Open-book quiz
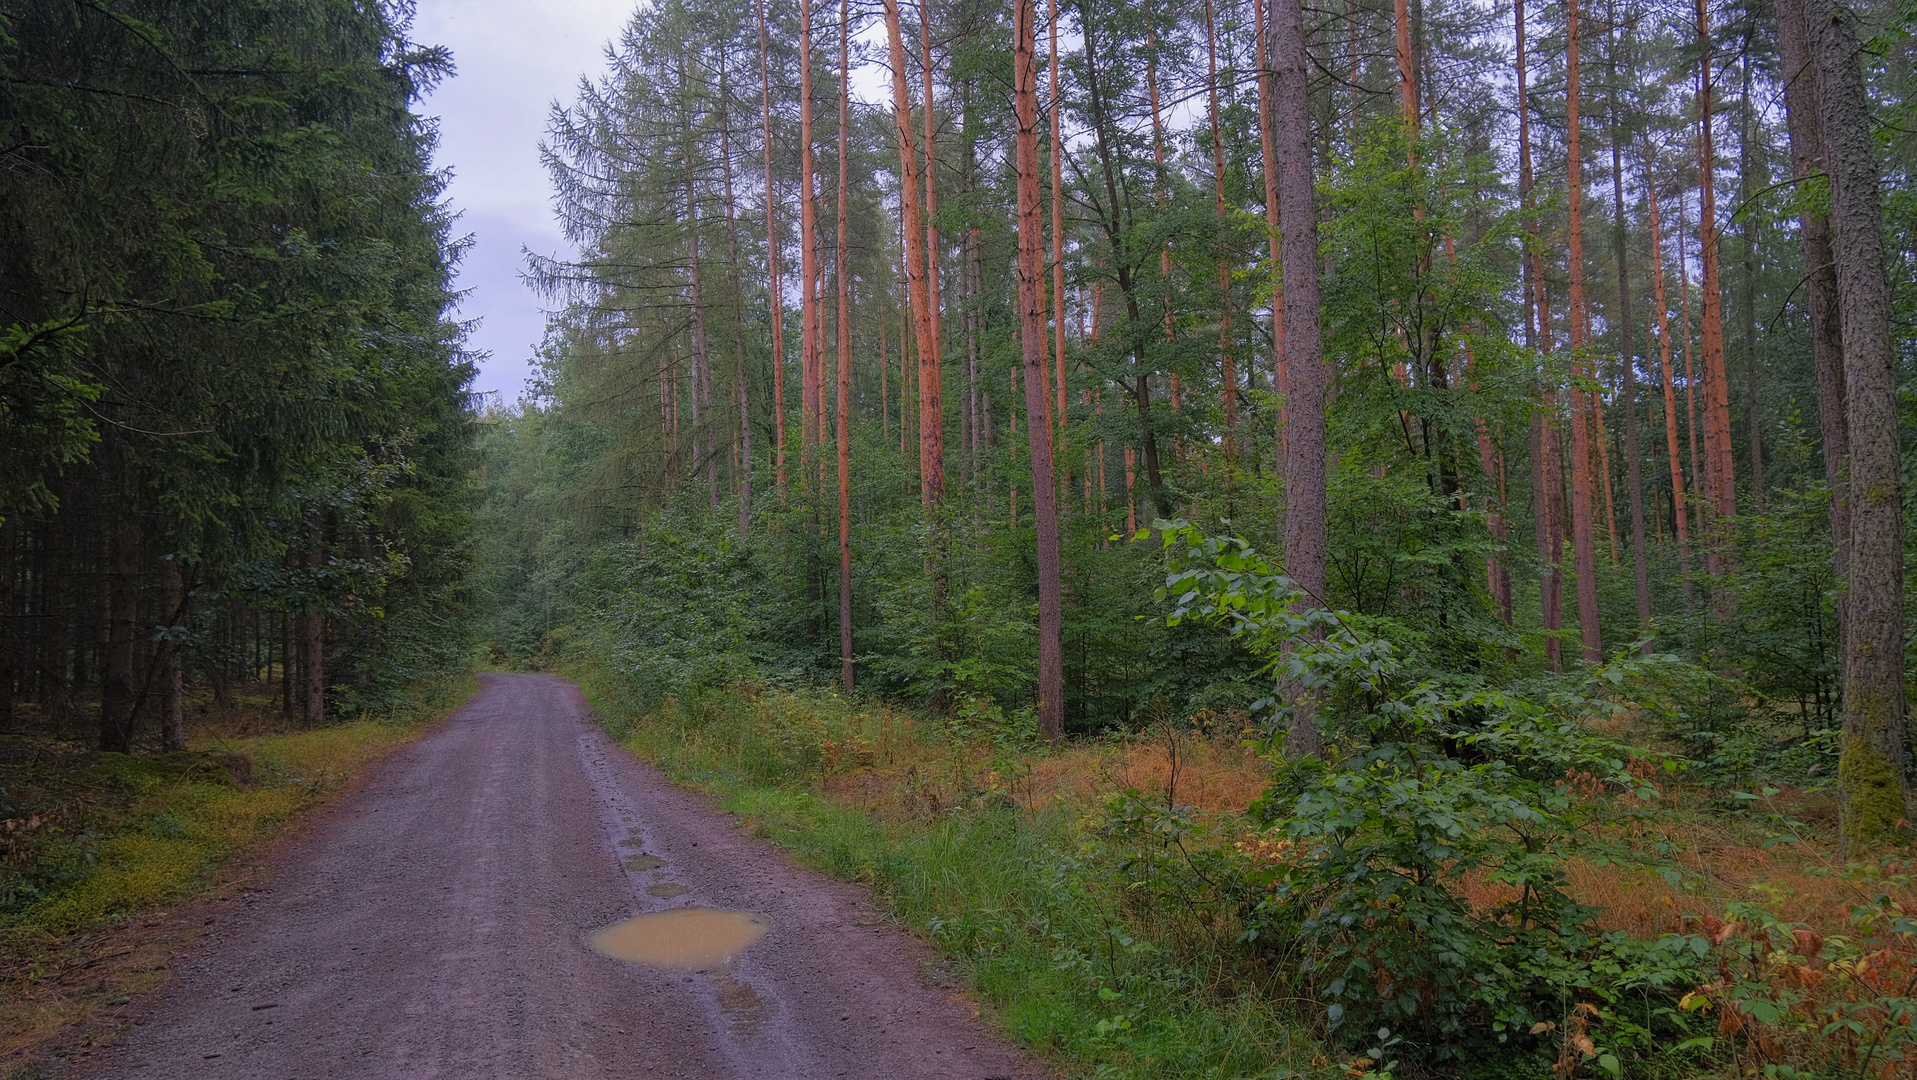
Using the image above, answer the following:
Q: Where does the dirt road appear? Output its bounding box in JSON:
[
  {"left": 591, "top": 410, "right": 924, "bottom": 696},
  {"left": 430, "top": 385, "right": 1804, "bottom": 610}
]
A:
[{"left": 79, "top": 674, "right": 1042, "bottom": 1079}]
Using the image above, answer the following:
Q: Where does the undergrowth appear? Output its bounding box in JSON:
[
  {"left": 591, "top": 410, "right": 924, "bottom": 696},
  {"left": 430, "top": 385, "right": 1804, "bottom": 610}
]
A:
[{"left": 575, "top": 665, "right": 1344, "bottom": 1080}]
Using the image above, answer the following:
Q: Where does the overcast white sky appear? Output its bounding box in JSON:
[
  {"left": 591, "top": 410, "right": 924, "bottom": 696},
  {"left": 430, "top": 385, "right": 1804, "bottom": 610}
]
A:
[{"left": 414, "top": 0, "right": 634, "bottom": 405}]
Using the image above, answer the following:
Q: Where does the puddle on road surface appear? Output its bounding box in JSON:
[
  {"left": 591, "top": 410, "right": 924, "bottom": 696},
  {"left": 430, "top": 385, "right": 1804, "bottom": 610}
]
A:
[
  {"left": 711, "top": 976, "right": 769, "bottom": 1033},
  {"left": 622, "top": 853, "right": 665, "bottom": 872},
  {"left": 590, "top": 909, "right": 771, "bottom": 972},
  {"left": 645, "top": 882, "right": 690, "bottom": 898}
]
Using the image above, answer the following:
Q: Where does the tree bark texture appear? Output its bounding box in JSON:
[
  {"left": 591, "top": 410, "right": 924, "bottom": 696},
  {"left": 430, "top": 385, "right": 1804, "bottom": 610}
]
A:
[
  {"left": 1810, "top": 0, "right": 1910, "bottom": 846},
  {"left": 1271, "top": 0, "right": 1327, "bottom": 757}
]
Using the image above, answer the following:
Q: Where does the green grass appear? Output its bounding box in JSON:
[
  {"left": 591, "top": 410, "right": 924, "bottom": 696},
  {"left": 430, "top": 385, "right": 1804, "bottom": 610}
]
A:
[
  {"left": 575, "top": 671, "right": 1332, "bottom": 1080},
  {"left": 1, "top": 675, "right": 476, "bottom": 1065}
]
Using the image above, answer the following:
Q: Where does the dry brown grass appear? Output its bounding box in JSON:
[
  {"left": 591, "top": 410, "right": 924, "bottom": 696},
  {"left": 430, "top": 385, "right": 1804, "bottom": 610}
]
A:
[{"left": 820, "top": 716, "right": 1271, "bottom": 824}]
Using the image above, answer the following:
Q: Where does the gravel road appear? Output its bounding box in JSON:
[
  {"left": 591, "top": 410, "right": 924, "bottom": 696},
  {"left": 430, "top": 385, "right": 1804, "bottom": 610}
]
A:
[{"left": 79, "top": 674, "right": 1043, "bottom": 1079}]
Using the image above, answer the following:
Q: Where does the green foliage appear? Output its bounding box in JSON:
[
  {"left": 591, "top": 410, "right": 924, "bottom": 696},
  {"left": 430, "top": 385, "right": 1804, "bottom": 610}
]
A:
[
  {"left": 0, "top": 0, "right": 476, "bottom": 730},
  {"left": 585, "top": 678, "right": 1328, "bottom": 1079},
  {"left": 1157, "top": 520, "right": 1720, "bottom": 1065}
]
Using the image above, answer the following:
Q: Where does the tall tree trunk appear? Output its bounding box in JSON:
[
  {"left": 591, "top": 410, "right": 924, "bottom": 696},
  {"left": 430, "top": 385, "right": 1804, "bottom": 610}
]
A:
[
  {"left": 100, "top": 522, "right": 138, "bottom": 753},
  {"left": 718, "top": 54, "right": 753, "bottom": 533},
  {"left": 1695, "top": 0, "right": 1736, "bottom": 572},
  {"left": 160, "top": 554, "right": 186, "bottom": 752},
  {"left": 1810, "top": 0, "right": 1910, "bottom": 846},
  {"left": 1012, "top": 0, "right": 1064, "bottom": 740},
  {"left": 1048, "top": 0, "right": 1069, "bottom": 477},
  {"left": 1148, "top": 35, "right": 1171, "bottom": 438},
  {"left": 302, "top": 541, "right": 324, "bottom": 729},
  {"left": 1645, "top": 158, "right": 1695, "bottom": 605},
  {"left": 1517, "top": 0, "right": 1562, "bottom": 667},
  {"left": 1394, "top": 0, "right": 1416, "bottom": 127},
  {"left": 837, "top": 0, "right": 855, "bottom": 694},
  {"left": 1677, "top": 205, "right": 1708, "bottom": 565},
  {"left": 756, "top": 0, "right": 788, "bottom": 494},
  {"left": 920, "top": 0, "right": 946, "bottom": 499},
  {"left": 1774, "top": 0, "right": 1847, "bottom": 640},
  {"left": 1206, "top": 0, "right": 1237, "bottom": 460},
  {"left": 1272, "top": 0, "right": 1327, "bottom": 758},
  {"left": 1737, "top": 51, "right": 1764, "bottom": 513},
  {"left": 1609, "top": 18, "right": 1649, "bottom": 645},
  {"left": 1563, "top": 0, "right": 1602, "bottom": 665},
  {"left": 800, "top": 0, "right": 822, "bottom": 496},
  {"left": 1254, "top": 0, "right": 1286, "bottom": 466},
  {"left": 884, "top": 0, "right": 941, "bottom": 508},
  {"left": 682, "top": 86, "right": 719, "bottom": 510}
]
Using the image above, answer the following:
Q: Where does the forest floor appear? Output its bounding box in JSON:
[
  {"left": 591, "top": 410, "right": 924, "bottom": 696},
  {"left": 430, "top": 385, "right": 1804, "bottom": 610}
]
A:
[{"left": 47, "top": 674, "right": 1045, "bottom": 1080}]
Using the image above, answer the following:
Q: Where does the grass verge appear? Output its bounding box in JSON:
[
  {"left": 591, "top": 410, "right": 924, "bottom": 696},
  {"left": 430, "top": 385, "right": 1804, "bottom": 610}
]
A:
[
  {"left": 572, "top": 668, "right": 1335, "bottom": 1080},
  {"left": 0, "top": 674, "right": 477, "bottom": 1072}
]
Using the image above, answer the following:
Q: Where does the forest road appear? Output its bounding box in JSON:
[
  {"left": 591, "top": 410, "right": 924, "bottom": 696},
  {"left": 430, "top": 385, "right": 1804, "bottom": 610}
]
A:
[{"left": 77, "top": 673, "right": 1045, "bottom": 1080}]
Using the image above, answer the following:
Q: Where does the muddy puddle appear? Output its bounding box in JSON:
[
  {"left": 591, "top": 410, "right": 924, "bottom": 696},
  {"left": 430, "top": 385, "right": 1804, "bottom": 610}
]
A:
[
  {"left": 590, "top": 909, "right": 772, "bottom": 972},
  {"left": 645, "top": 882, "right": 689, "bottom": 898},
  {"left": 622, "top": 853, "right": 665, "bottom": 871}
]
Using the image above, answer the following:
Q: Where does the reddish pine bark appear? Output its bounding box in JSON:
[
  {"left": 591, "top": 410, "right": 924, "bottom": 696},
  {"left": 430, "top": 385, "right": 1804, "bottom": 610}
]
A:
[
  {"left": 883, "top": 0, "right": 941, "bottom": 507},
  {"left": 920, "top": 0, "right": 945, "bottom": 490}
]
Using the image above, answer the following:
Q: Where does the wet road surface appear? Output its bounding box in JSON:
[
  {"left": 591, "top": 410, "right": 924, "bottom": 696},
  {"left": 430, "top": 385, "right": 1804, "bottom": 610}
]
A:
[{"left": 80, "top": 674, "right": 1041, "bottom": 1080}]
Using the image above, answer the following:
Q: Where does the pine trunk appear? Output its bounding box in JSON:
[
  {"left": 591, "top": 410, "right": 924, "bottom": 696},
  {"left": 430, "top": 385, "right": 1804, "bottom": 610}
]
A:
[
  {"left": 1012, "top": 0, "right": 1064, "bottom": 740},
  {"left": 1810, "top": 0, "right": 1910, "bottom": 846},
  {"left": 799, "top": 0, "right": 822, "bottom": 495},
  {"left": 1695, "top": 0, "right": 1736, "bottom": 569},
  {"left": 1645, "top": 158, "right": 1695, "bottom": 604},
  {"left": 161, "top": 554, "right": 186, "bottom": 752},
  {"left": 883, "top": 0, "right": 940, "bottom": 508},
  {"left": 100, "top": 523, "right": 138, "bottom": 753},
  {"left": 756, "top": 0, "right": 788, "bottom": 493},
  {"left": 302, "top": 541, "right": 324, "bottom": 728},
  {"left": 836, "top": 0, "right": 854, "bottom": 694}
]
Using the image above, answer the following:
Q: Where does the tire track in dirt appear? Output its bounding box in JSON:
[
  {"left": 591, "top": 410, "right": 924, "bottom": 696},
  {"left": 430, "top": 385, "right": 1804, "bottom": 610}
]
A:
[{"left": 74, "top": 673, "right": 1044, "bottom": 1079}]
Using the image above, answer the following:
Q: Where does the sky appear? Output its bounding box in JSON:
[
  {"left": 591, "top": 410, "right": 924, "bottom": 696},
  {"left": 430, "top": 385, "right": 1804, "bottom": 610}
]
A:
[{"left": 413, "top": 0, "right": 635, "bottom": 407}]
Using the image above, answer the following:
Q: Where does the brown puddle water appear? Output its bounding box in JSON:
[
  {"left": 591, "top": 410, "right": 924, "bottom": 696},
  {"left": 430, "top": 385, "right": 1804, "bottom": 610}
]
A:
[
  {"left": 645, "top": 882, "right": 689, "bottom": 898},
  {"left": 711, "top": 977, "right": 769, "bottom": 1033},
  {"left": 622, "top": 853, "right": 665, "bottom": 872},
  {"left": 590, "top": 909, "right": 771, "bottom": 972}
]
